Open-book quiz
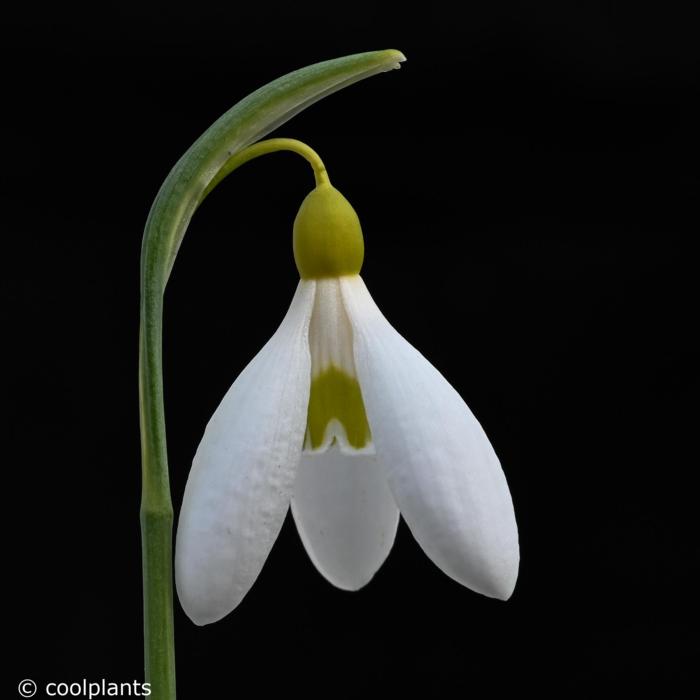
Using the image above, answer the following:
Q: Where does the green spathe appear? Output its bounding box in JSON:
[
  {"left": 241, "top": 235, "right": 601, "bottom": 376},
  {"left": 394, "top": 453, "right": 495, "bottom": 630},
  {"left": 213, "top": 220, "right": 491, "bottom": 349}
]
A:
[
  {"left": 139, "top": 49, "right": 405, "bottom": 698},
  {"left": 294, "top": 184, "right": 364, "bottom": 279},
  {"left": 307, "top": 366, "right": 371, "bottom": 449}
]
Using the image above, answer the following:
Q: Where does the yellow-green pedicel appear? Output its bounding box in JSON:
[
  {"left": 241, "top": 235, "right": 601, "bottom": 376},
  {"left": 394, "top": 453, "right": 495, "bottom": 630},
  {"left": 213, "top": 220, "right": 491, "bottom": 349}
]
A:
[{"left": 294, "top": 182, "right": 371, "bottom": 450}]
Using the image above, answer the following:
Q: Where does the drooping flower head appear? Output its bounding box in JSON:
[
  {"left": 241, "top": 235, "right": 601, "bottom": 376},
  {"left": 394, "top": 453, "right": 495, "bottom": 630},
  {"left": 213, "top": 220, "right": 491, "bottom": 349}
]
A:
[{"left": 175, "top": 152, "right": 519, "bottom": 625}]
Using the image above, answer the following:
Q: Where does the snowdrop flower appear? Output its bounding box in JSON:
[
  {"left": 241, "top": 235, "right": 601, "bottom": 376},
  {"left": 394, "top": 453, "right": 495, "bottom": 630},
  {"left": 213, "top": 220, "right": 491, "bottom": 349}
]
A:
[{"left": 175, "top": 175, "right": 519, "bottom": 625}]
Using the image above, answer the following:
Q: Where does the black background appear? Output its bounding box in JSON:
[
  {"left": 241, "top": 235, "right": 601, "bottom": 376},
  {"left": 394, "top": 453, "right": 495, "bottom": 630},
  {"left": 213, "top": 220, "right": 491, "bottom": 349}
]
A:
[{"left": 7, "top": 2, "right": 698, "bottom": 697}]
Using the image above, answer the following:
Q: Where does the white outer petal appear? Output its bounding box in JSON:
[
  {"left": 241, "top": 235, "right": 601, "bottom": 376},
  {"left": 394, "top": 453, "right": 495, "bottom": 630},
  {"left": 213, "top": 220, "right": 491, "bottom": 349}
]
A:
[
  {"left": 175, "top": 281, "right": 315, "bottom": 624},
  {"left": 341, "top": 276, "right": 519, "bottom": 600},
  {"left": 291, "top": 449, "right": 399, "bottom": 591}
]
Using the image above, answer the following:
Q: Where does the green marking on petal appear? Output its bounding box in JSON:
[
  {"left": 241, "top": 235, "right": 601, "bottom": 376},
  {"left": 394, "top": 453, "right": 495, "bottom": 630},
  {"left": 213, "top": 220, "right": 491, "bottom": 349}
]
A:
[{"left": 307, "top": 366, "right": 371, "bottom": 449}]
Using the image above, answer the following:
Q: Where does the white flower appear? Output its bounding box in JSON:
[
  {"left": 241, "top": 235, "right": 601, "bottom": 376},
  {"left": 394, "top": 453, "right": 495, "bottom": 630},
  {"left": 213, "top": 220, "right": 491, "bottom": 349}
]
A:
[{"left": 175, "top": 183, "right": 519, "bottom": 625}]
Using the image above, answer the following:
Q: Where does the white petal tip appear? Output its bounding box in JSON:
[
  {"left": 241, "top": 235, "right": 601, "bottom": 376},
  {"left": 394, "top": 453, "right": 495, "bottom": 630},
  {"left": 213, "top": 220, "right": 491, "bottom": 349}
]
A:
[
  {"left": 176, "top": 580, "right": 239, "bottom": 627},
  {"left": 187, "top": 610, "right": 222, "bottom": 627},
  {"left": 318, "top": 568, "right": 379, "bottom": 593},
  {"left": 460, "top": 573, "right": 518, "bottom": 602},
  {"left": 427, "top": 541, "right": 519, "bottom": 602},
  {"left": 488, "top": 576, "right": 518, "bottom": 602},
  {"left": 299, "top": 536, "right": 391, "bottom": 593},
  {"left": 465, "top": 553, "right": 519, "bottom": 602}
]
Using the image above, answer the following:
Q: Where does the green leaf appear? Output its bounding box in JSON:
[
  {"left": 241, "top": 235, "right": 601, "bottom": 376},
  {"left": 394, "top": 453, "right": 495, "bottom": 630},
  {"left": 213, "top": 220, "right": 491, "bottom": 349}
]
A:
[
  {"left": 138, "top": 49, "right": 405, "bottom": 700},
  {"left": 142, "top": 49, "right": 405, "bottom": 291}
]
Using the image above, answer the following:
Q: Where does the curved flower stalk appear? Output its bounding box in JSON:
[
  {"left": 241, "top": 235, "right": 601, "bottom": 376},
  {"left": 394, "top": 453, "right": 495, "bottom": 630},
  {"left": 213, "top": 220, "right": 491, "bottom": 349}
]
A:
[
  {"left": 139, "top": 50, "right": 405, "bottom": 699},
  {"left": 175, "top": 146, "right": 520, "bottom": 626}
]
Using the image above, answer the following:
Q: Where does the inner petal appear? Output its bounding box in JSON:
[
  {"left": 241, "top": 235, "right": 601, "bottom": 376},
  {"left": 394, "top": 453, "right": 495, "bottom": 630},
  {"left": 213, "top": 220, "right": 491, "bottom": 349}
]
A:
[
  {"left": 292, "top": 446, "right": 399, "bottom": 590},
  {"left": 305, "top": 278, "right": 373, "bottom": 453}
]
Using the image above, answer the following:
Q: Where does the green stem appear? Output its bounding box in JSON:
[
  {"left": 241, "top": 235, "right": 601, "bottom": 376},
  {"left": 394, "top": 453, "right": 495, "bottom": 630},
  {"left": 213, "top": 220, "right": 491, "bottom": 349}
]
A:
[
  {"left": 138, "top": 50, "right": 404, "bottom": 700},
  {"left": 139, "top": 292, "right": 174, "bottom": 699}
]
